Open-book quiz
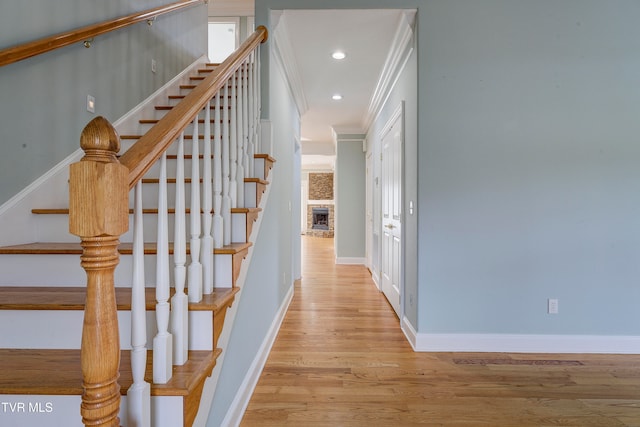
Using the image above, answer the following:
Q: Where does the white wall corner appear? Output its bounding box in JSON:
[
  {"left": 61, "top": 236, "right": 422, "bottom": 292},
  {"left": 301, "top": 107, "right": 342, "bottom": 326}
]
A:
[
  {"left": 401, "top": 316, "right": 418, "bottom": 350},
  {"left": 413, "top": 333, "right": 640, "bottom": 354},
  {"left": 220, "top": 284, "right": 295, "bottom": 427},
  {"left": 362, "top": 10, "right": 416, "bottom": 133},
  {"left": 272, "top": 15, "right": 309, "bottom": 117}
]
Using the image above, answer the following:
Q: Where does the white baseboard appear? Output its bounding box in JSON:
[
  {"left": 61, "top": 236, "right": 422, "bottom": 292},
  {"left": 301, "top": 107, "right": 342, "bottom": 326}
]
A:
[
  {"left": 401, "top": 316, "right": 418, "bottom": 350},
  {"left": 221, "top": 284, "right": 294, "bottom": 427},
  {"left": 335, "top": 257, "right": 366, "bottom": 265},
  {"left": 410, "top": 331, "right": 640, "bottom": 354}
]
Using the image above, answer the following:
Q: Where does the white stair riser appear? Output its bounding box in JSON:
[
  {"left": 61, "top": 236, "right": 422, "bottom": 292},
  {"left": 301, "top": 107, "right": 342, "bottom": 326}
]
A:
[
  {"left": 34, "top": 213, "right": 213, "bottom": 243},
  {"left": 231, "top": 212, "right": 247, "bottom": 243},
  {"left": 0, "top": 253, "right": 234, "bottom": 287},
  {"left": 130, "top": 181, "right": 256, "bottom": 211},
  {"left": 0, "top": 310, "right": 213, "bottom": 351},
  {"left": 244, "top": 182, "right": 258, "bottom": 208},
  {"left": 0, "top": 394, "right": 183, "bottom": 427},
  {"left": 253, "top": 158, "right": 266, "bottom": 180}
]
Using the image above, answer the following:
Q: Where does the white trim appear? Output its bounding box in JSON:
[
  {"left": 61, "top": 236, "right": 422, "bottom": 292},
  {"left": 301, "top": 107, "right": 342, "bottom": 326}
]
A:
[
  {"left": 401, "top": 316, "right": 418, "bottom": 350},
  {"left": 220, "top": 285, "right": 294, "bottom": 427},
  {"left": 116, "top": 55, "right": 208, "bottom": 136},
  {"left": 412, "top": 333, "right": 640, "bottom": 354},
  {"left": 335, "top": 257, "right": 366, "bottom": 265},
  {"left": 363, "top": 10, "right": 416, "bottom": 133},
  {"left": 0, "top": 149, "right": 81, "bottom": 218},
  {"left": 271, "top": 14, "right": 309, "bottom": 116},
  {"left": 0, "top": 56, "right": 208, "bottom": 246}
]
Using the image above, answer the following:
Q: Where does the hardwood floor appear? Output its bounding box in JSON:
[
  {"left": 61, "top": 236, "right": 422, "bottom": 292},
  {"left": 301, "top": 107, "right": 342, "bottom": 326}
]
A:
[{"left": 241, "top": 236, "right": 640, "bottom": 426}]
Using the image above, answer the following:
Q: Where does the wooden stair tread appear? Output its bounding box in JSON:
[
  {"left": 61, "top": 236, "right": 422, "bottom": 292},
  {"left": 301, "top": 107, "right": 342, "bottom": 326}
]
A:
[
  {"left": 0, "top": 348, "right": 222, "bottom": 397},
  {"left": 122, "top": 134, "right": 216, "bottom": 140},
  {"left": 244, "top": 177, "right": 269, "bottom": 185},
  {"left": 153, "top": 105, "right": 227, "bottom": 111},
  {"left": 254, "top": 153, "right": 277, "bottom": 162},
  {"left": 0, "top": 241, "right": 252, "bottom": 255},
  {"left": 139, "top": 119, "right": 217, "bottom": 124},
  {"left": 141, "top": 177, "right": 265, "bottom": 184},
  {"left": 0, "top": 286, "right": 239, "bottom": 312},
  {"left": 32, "top": 207, "right": 261, "bottom": 215}
]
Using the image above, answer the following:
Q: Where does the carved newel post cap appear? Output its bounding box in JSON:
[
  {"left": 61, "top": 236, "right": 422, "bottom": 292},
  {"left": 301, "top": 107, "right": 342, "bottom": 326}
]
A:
[{"left": 80, "top": 116, "right": 121, "bottom": 162}]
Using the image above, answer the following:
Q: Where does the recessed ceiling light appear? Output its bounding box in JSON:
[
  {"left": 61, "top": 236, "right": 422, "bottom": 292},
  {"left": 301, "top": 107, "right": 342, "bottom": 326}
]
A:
[
  {"left": 332, "top": 94, "right": 343, "bottom": 101},
  {"left": 331, "top": 51, "right": 346, "bottom": 60}
]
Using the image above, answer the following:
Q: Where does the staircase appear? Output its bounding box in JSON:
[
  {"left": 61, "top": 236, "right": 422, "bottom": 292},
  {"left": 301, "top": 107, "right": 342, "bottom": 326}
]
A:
[{"left": 0, "top": 28, "right": 271, "bottom": 427}]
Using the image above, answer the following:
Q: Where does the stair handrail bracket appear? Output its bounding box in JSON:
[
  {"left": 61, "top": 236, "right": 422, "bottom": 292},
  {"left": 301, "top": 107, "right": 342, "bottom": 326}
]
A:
[
  {"left": 119, "top": 25, "right": 268, "bottom": 188},
  {"left": 69, "top": 116, "right": 129, "bottom": 427},
  {"left": 0, "top": 0, "right": 206, "bottom": 67}
]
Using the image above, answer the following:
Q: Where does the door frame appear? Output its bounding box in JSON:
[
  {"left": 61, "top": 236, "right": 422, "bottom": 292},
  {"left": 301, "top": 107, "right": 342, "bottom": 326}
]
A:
[{"left": 378, "top": 101, "right": 405, "bottom": 319}]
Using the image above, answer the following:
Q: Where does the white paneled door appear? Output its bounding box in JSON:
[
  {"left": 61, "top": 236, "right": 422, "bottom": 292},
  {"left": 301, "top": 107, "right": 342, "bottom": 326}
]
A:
[{"left": 380, "top": 105, "right": 403, "bottom": 318}]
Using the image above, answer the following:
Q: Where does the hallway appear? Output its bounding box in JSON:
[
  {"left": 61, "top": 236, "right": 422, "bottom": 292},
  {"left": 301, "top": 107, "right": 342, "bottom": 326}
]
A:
[{"left": 240, "top": 236, "right": 640, "bottom": 426}]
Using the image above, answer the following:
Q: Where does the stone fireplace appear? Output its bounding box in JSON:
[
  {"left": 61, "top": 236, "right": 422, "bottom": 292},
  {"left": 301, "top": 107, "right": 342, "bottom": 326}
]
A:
[
  {"left": 305, "top": 172, "right": 334, "bottom": 238},
  {"left": 306, "top": 204, "right": 334, "bottom": 237},
  {"left": 311, "top": 207, "right": 329, "bottom": 230}
]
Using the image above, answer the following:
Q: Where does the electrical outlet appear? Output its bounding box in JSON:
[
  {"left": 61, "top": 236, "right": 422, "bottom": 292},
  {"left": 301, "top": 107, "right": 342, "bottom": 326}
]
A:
[
  {"left": 548, "top": 298, "right": 559, "bottom": 314},
  {"left": 151, "top": 59, "right": 157, "bottom": 73},
  {"left": 86, "top": 95, "right": 95, "bottom": 113}
]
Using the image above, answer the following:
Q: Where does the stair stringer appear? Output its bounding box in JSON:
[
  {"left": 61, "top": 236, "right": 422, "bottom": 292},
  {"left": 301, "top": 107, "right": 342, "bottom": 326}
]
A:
[
  {"left": 0, "top": 55, "right": 209, "bottom": 247},
  {"left": 191, "top": 161, "right": 274, "bottom": 427}
]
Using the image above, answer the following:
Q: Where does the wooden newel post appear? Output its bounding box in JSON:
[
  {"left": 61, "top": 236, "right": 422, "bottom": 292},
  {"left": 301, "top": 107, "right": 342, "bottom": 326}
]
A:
[{"left": 69, "top": 116, "right": 129, "bottom": 427}]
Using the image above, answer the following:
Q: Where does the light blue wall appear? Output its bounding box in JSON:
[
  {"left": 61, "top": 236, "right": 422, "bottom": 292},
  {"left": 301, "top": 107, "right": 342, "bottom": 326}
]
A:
[
  {"left": 419, "top": 0, "right": 640, "bottom": 335},
  {"left": 335, "top": 138, "right": 366, "bottom": 259},
  {"left": 257, "top": 0, "right": 640, "bottom": 338},
  {"left": 206, "top": 40, "right": 300, "bottom": 426},
  {"left": 0, "top": 0, "right": 207, "bottom": 204}
]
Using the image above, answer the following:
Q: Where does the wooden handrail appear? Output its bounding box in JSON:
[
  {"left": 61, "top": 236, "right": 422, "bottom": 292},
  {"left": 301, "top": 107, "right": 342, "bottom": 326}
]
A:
[
  {"left": 119, "top": 25, "right": 268, "bottom": 189},
  {"left": 0, "top": 0, "right": 205, "bottom": 67}
]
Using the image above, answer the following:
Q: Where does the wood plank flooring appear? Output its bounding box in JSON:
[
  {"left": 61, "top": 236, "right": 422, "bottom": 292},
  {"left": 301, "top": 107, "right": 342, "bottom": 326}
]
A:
[{"left": 241, "top": 236, "right": 640, "bottom": 426}]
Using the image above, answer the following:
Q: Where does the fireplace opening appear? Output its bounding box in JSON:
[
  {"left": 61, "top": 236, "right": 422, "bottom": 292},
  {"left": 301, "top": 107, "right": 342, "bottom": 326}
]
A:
[{"left": 311, "top": 207, "right": 329, "bottom": 230}]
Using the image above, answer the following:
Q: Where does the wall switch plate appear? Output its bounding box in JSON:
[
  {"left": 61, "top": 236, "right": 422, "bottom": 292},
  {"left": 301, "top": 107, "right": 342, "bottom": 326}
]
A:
[
  {"left": 151, "top": 59, "right": 157, "bottom": 73},
  {"left": 548, "top": 298, "right": 559, "bottom": 314},
  {"left": 86, "top": 95, "right": 95, "bottom": 113}
]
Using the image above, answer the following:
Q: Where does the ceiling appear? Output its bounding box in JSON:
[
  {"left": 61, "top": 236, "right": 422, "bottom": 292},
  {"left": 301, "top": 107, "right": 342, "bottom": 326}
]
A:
[
  {"left": 275, "top": 10, "right": 406, "bottom": 170},
  {"left": 209, "top": 4, "right": 406, "bottom": 170}
]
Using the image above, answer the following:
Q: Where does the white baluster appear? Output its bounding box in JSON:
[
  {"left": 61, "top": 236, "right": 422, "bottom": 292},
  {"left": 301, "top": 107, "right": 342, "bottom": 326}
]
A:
[
  {"left": 171, "top": 134, "right": 188, "bottom": 365},
  {"left": 229, "top": 71, "right": 238, "bottom": 210},
  {"left": 247, "top": 54, "right": 256, "bottom": 178},
  {"left": 236, "top": 66, "right": 246, "bottom": 208},
  {"left": 153, "top": 152, "right": 173, "bottom": 384},
  {"left": 222, "top": 82, "right": 232, "bottom": 246},
  {"left": 214, "top": 90, "right": 225, "bottom": 250},
  {"left": 189, "top": 115, "right": 203, "bottom": 303},
  {"left": 242, "top": 60, "right": 250, "bottom": 178},
  {"left": 256, "top": 45, "right": 263, "bottom": 154},
  {"left": 127, "top": 181, "right": 150, "bottom": 427},
  {"left": 201, "top": 102, "right": 214, "bottom": 295}
]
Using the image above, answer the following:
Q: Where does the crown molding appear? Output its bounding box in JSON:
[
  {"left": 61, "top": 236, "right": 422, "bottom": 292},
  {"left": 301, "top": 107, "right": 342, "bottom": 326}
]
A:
[
  {"left": 272, "top": 15, "right": 309, "bottom": 116},
  {"left": 363, "top": 10, "right": 416, "bottom": 133}
]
